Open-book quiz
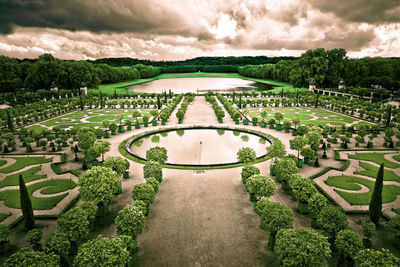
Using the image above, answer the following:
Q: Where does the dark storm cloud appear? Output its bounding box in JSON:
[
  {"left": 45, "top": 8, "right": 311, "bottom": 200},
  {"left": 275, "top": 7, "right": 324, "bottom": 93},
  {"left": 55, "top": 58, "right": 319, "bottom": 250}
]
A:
[
  {"left": 251, "top": 27, "right": 376, "bottom": 51},
  {"left": 308, "top": 0, "right": 400, "bottom": 24},
  {"left": 0, "top": 0, "right": 207, "bottom": 37}
]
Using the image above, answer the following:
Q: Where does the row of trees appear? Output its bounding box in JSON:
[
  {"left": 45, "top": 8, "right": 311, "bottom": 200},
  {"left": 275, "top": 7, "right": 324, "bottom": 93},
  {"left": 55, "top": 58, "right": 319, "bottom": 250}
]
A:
[
  {"left": 90, "top": 56, "right": 297, "bottom": 67},
  {"left": 239, "top": 48, "right": 400, "bottom": 91},
  {"left": 0, "top": 54, "right": 161, "bottom": 93},
  {"left": 239, "top": 143, "right": 400, "bottom": 266}
]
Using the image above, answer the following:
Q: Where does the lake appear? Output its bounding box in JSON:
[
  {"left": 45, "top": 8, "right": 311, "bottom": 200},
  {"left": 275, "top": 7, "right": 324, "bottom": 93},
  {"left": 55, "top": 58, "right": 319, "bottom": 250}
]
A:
[
  {"left": 126, "top": 77, "right": 277, "bottom": 93},
  {"left": 128, "top": 128, "right": 270, "bottom": 165}
]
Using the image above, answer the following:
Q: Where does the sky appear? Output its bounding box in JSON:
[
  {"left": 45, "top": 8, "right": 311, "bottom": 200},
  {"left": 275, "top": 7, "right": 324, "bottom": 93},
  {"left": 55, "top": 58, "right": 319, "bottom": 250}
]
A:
[{"left": 0, "top": 0, "right": 399, "bottom": 60}]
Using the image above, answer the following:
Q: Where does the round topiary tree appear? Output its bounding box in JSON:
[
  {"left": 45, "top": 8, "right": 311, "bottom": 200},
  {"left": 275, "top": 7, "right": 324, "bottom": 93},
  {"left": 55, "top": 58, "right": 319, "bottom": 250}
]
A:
[
  {"left": 360, "top": 220, "right": 376, "bottom": 248},
  {"left": 3, "top": 248, "right": 59, "bottom": 267},
  {"left": 290, "top": 178, "right": 317, "bottom": 214},
  {"left": 115, "top": 204, "right": 146, "bottom": 239},
  {"left": 241, "top": 165, "right": 260, "bottom": 185},
  {"left": 146, "top": 177, "right": 159, "bottom": 193},
  {"left": 78, "top": 166, "right": 120, "bottom": 215},
  {"left": 132, "top": 200, "right": 148, "bottom": 216},
  {"left": 237, "top": 147, "right": 257, "bottom": 164},
  {"left": 57, "top": 207, "right": 90, "bottom": 246},
  {"left": 132, "top": 183, "right": 156, "bottom": 207},
  {"left": 356, "top": 248, "right": 400, "bottom": 267},
  {"left": 80, "top": 201, "right": 98, "bottom": 224},
  {"left": 255, "top": 198, "right": 271, "bottom": 216},
  {"left": 44, "top": 232, "right": 70, "bottom": 265},
  {"left": 309, "top": 193, "right": 328, "bottom": 228},
  {"left": 335, "top": 229, "right": 363, "bottom": 266},
  {"left": 74, "top": 236, "right": 130, "bottom": 267},
  {"left": 275, "top": 228, "right": 331, "bottom": 267},
  {"left": 103, "top": 156, "right": 130, "bottom": 177},
  {"left": 274, "top": 158, "right": 298, "bottom": 188},
  {"left": 246, "top": 175, "right": 276, "bottom": 202},
  {"left": 27, "top": 229, "right": 43, "bottom": 251},
  {"left": 317, "top": 206, "right": 348, "bottom": 242},
  {"left": 143, "top": 161, "right": 163, "bottom": 182},
  {"left": 259, "top": 201, "right": 293, "bottom": 250},
  {"left": 146, "top": 146, "right": 168, "bottom": 164}
]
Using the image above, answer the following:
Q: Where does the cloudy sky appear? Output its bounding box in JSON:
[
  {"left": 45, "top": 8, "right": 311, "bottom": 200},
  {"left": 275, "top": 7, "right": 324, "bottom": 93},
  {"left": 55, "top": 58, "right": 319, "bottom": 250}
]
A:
[{"left": 0, "top": 0, "right": 399, "bottom": 60}]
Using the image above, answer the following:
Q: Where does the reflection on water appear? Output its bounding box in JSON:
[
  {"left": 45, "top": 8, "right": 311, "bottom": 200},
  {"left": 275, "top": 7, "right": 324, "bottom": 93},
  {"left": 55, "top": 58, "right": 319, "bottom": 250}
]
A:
[
  {"left": 126, "top": 77, "right": 278, "bottom": 93},
  {"left": 129, "top": 129, "right": 270, "bottom": 165}
]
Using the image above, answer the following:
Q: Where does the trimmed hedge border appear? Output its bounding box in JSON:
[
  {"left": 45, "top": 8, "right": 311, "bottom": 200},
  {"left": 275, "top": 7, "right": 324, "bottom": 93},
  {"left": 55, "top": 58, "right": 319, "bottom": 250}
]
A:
[{"left": 120, "top": 125, "right": 280, "bottom": 170}]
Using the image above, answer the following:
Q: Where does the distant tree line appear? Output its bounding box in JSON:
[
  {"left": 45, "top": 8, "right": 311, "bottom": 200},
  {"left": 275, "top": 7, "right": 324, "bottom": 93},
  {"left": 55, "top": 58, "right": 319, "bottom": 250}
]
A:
[
  {"left": 1, "top": 50, "right": 399, "bottom": 94},
  {"left": 89, "top": 56, "right": 297, "bottom": 67},
  {"left": 0, "top": 54, "right": 160, "bottom": 93},
  {"left": 239, "top": 48, "right": 400, "bottom": 92}
]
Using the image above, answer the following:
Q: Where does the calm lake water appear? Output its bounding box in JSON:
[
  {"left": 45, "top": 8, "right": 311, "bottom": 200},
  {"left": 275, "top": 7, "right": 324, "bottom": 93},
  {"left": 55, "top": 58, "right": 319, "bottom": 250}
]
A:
[
  {"left": 126, "top": 77, "right": 277, "bottom": 93},
  {"left": 129, "top": 129, "right": 270, "bottom": 165}
]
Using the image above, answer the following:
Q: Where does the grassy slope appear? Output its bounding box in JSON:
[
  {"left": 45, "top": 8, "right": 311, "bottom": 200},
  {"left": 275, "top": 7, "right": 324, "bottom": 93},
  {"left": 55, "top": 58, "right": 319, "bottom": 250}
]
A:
[{"left": 93, "top": 72, "right": 301, "bottom": 95}]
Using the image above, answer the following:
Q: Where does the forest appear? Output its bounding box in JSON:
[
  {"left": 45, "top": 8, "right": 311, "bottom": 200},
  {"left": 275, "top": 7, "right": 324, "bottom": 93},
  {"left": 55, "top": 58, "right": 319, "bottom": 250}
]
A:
[{"left": 0, "top": 49, "right": 399, "bottom": 94}]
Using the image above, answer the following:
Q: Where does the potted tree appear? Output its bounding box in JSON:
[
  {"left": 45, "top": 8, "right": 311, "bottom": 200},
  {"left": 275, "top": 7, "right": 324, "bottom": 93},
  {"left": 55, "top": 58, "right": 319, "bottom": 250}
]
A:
[
  {"left": 246, "top": 175, "right": 276, "bottom": 202},
  {"left": 132, "top": 110, "right": 141, "bottom": 129},
  {"left": 252, "top": 116, "right": 258, "bottom": 126},
  {"left": 291, "top": 178, "right": 317, "bottom": 214},
  {"left": 283, "top": 120, "right": 291, "bottom": 133},
  {"left": 268, "top": 118, "right": 276, "bottom": 129},
  {"left": 109, "top": 123, "right": 117, "bottom": 135},
  {"left": 125, "top": 119, "right": 133, "bottom": 131},
  {"left": 292, "top": 117, "right": 300, "bottom": 136},
  {"left": 274, "top": 112, "right": 283, "bottom": 130},
  {"left": 143, "top": 115, "right": 149, "bottom": 127},
  {"left": 116, "top": 114, "right": 124, "bottom": 133},
  {"left": 102, "top": 120, "right": 110, "bottom": 138}
]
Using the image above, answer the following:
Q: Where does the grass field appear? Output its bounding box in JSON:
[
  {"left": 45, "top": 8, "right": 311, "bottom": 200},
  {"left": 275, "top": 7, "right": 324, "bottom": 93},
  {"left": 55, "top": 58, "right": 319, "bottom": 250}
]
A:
[
  {"left": 92, "top": 72, "right": 300, "bottom": 95},
  {"left": 348, "top": 153, "right": 400, "bottom": 169},
  {"left": 0, "top": 166, "right": 46, "bottom": 188},
  {"left": 325, "top": 175, "right": 400, "bottom": 205},
  {"left": 354, "top": 162, "right": 400, "bottom": 182},
  {"left": 0, "top": 157, "right": 52, "bottom": 174},
  {"left": 0, "top": 179, "right": 77, "bottom": 210},
  {"left": 245, "top": 107, "right": 368, "bottom": 127},
  {"left": 41, "top": 109, "right": 154, "bottom": 129}
]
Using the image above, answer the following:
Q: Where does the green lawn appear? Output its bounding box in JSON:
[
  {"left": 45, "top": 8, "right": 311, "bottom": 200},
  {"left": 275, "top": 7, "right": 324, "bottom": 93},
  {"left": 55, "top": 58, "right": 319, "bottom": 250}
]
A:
[
  {"left": 0, "top": 179, "right": 76, "bottom": 210},
  {"left": 348, "top": 153, "right": 400, "bottom": 169},
  {"left": 0, "top": 166, "right": 46, "bottom": 188},
  {"left": 27, "top": 125, "right": 48, "bottom": 134},
  {"left": 0, "top": 160, "right": 6, "bottom": 167},
  {"left": 42, "top": 109, "right": 154, "bottom": 129},
  {"left": 0, "top": 157, "right": 52, "bottom": 174},
  {"left": 92, "top": 72, "right": 297, "bottom": 95},
  {"left": 246, "top": 107, "right": 360, "bottom": 127},
  {"left": 393, "top": 155, "right": 400, "bottom": 162},
  {"left": 354, "top": 162, "right": 400, "bottom": 182},
  {"left": 325, "top": 176, "right": 400, "bottom": 205}
]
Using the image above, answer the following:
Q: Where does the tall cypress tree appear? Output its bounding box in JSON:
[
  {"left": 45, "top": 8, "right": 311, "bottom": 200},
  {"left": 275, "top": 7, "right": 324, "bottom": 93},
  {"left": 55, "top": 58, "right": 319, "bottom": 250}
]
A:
[
  {"left": 386, "top": 105, "right": 392, "bottom": 126},
  {"left": 6, "top": 109, "right": 13, "bottom": 132},
  {"left": 157, "top": 95, "right": 161, "bottom": 109},
  {"left": 369, "top": 163, "right": 384, "bottom": 224},
  {"left": 19, "top": 174, "right": 35, "bottom": 230}
]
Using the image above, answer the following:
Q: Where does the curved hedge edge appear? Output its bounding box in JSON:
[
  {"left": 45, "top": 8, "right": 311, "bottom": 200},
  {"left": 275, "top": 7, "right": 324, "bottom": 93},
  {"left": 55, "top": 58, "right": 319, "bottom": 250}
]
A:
[{"left": 118, "top": 125, "right": 281, "bottom": 170}]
